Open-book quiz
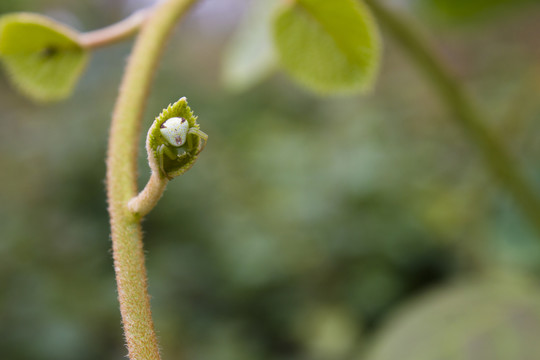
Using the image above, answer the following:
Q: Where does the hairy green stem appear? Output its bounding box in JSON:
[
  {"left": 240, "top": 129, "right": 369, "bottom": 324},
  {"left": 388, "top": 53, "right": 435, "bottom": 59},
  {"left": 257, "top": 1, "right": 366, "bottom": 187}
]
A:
[
  {"left": 106, "top": 0, "right": 197, "bottom": 359},
  {"left": 128, "top": 172, "right": 169, "bottom": 217},
  {"left": 365, "top": 0, "right": 540, "bottom": 237},
  {"left": 79, "top": 7, "right": 151, "bottom": 49}
]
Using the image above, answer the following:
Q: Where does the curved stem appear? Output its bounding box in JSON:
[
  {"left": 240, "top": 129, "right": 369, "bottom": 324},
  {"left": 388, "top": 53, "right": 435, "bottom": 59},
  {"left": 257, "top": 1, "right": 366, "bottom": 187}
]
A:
[
  {"left": 128, "top": 172, "right": 169, "bottom": 217},
  {"left": 79, "top": 7, "right": 151, "bottom": 49},
  {"left": 106, "top": 0, "right": 198, "bottom": 359},
  {"left": 365, "top": 0, "right": 540, "bottom": 237}
]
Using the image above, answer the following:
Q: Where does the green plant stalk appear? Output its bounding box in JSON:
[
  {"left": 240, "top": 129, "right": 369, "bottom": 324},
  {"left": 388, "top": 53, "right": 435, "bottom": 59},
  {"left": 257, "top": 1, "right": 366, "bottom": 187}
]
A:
[
  {"left": 128, "top": 171, "right": 169, "bottom": 217},
  {"left": 79, "top": 7, "right": 151, "bottom": 49},
  {"left": 105, "top": 0, "right": 197, "bottom": 359},
  {"left": 365, "top": 0, "right": 540, "bottom": 237}
]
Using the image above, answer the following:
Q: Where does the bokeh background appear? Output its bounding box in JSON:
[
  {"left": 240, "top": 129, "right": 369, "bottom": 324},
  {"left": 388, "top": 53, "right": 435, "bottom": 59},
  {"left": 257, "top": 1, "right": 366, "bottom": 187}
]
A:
[{"left": 1, "top": 0, "right": 540, "bottom": 359}]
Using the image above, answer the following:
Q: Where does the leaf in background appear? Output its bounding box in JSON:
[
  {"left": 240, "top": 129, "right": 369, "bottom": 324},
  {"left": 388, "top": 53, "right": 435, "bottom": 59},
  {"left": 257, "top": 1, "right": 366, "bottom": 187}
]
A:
[
  {"left": 273, "top": 0, "right": 381, "bottom": 94},
  {"left": 0, "top": 13, "right": 88, "bottom": 102},
  {"left": 221, "top": 0, "right": 278, "bottom": 92},
  {"left": 365, "top": 275, "right": 540, "bottom": 360}
]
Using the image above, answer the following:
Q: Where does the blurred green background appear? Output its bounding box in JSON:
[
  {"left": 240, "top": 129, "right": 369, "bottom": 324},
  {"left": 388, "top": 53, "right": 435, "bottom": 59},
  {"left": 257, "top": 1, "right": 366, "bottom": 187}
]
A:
[{"left": 1, "top": 0, "right": 540, "bottom": 359}]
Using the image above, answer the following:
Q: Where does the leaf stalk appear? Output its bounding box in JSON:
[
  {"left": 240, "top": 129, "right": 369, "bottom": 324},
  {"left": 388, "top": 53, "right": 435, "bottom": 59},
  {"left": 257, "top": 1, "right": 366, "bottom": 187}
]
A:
[
  {"left": 365, "top": 0, "right": 540, "bottom": 237},
  {"left": 79, "top": 7, "right": 151, "bottom": 49}
]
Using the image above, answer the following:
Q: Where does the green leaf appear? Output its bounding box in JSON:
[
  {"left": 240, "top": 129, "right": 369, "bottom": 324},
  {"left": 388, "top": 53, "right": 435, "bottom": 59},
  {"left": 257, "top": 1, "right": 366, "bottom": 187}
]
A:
[
  {"left": 147, "top": 97, "right": 207, "bottom": 180},
  {"left": 273, "top": 0, "right": 381, "bottom": 94},
  {"left": 365, "top": 275, "right": 540, "bottom": 360},
  {"left": 221, "top": 0, "right": 279, "bottom": 92},
  {"left": 0, "top": 13, "right": 88, "bottom": 102}
]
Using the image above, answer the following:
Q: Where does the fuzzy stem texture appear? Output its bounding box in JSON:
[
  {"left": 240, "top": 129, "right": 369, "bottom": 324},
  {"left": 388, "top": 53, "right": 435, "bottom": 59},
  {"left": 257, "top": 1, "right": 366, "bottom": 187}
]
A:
[
  {"left": 128, "top": 172, "right": 168, "bottom": 217},
  {"left": 106, "top": 0, "right": 197, "bottom": 359},
  {"left": 365, "top": 0, "right": 540, "bottom": 238}
]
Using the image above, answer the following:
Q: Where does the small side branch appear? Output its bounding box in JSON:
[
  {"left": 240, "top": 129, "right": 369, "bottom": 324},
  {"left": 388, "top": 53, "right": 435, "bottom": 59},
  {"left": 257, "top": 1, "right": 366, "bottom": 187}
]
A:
[
  {"left": 79, "top": 7, "right": 151, "bottom": 49},
  {"left": 128, "top": 172, "right": 169, "bottom": 217}
]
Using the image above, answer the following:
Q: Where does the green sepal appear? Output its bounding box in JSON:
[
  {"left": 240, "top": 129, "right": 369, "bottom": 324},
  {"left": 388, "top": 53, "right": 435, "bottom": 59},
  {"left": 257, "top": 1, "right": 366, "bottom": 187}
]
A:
[
  {"left": 147, "top": 97, "right": 206, "bottom": 180},
  {"left": 0, "top": 13, "right": 89, "bottom": 102},
  {"left": 273, "top": 0, "right": 382, "bottom": 94}
]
